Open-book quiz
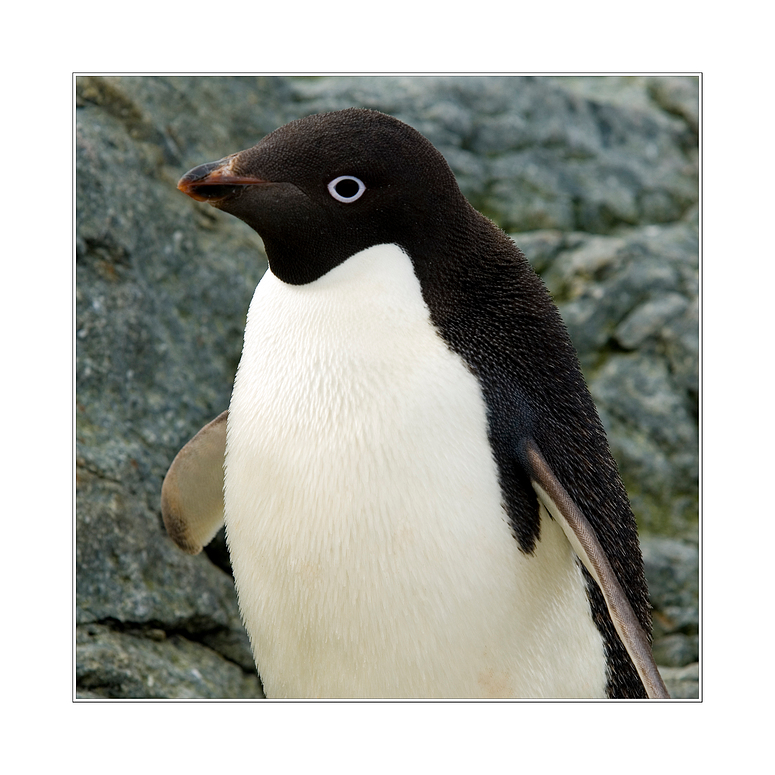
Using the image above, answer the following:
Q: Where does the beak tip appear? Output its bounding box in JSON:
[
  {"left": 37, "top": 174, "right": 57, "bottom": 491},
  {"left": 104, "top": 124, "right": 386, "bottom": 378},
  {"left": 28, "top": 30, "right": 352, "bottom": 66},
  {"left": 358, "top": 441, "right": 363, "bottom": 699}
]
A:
[
  {"left": 177, "top": 155, "right": 264, "bottom": 203},
  {"left": 177, "top": 160, "right": 226, "bottom": 201},
  {"left": 177, "top": 176, "right": 207, "bottom": 201}
]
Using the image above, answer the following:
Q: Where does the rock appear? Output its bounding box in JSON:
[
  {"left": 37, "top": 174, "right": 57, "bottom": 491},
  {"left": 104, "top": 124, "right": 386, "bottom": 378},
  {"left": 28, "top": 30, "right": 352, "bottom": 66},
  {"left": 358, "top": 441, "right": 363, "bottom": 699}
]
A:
[
  {"left": 77, "top": 624, "right": 263, "bottom": 699},
  {"left": 642, "top": 536, "right": 699, "bottom": 684},
  {"left": 615, "top": 293, "right": 689, "bottom": 350},
  {"left": 591, "top": 354, "right": 697, "bottom": 534},
  {"left": 647, "top": 77, "right": 700, "bottom": 135},
  {"left": 653, "top": 634, "right": 700, "bottom": 669},
  {"left": 659, "top": 663, "right": 700, "bottom": 700},
  {"left": 76, "top": 75, "right": 699, "bottom": 699},
  {"left": 641, "top": 536, "right": 699, "bottom": 698}
]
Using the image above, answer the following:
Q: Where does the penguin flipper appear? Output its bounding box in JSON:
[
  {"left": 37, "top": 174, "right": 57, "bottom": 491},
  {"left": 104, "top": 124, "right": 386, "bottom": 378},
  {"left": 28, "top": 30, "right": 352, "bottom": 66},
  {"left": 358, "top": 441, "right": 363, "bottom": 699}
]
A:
[
  {"left": 523, "top": 438, "right": 670, "bottom": 699},
  {"left": 161, "top": 411, "right": 228, "bottom": 555}
]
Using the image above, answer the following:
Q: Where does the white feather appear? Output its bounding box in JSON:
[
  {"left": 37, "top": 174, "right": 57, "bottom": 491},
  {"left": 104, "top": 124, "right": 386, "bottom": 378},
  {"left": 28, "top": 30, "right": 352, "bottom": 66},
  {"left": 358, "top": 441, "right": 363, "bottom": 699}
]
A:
[{"left": 224, "top": 243, "right": 606, "bottom": 698}]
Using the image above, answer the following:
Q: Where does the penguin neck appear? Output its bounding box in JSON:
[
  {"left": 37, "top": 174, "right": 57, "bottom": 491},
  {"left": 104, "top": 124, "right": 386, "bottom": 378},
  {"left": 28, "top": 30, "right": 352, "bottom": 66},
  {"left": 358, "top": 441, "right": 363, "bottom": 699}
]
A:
[{"left": 242, "top": 242, "right": 430, "bottom": 363}]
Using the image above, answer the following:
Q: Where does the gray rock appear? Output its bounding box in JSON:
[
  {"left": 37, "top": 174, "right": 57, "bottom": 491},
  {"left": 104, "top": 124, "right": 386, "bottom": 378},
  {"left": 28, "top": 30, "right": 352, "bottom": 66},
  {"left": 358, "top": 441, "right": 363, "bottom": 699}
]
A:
[
  {"left": 647, "top": 77, "right": 700, "bottom": 135},
  {"left": 591, "top": 353, "right": 698, "bottom": 533},
  {"left": 653, "top": 634, "right": 699, "bottom": 669},
  {"left": 77, "top": 624, "right": 263, "bottom": 699},
  {"left": 642, "top": 537, "right": 699, "bottom": 618},
  {"left": 615, "top": 293, "right": 690, "bottom": 349},
  {"left": 76, "top": 75, "right": 699, "bottom": 699},
  {"left": 659, "top": 662, "right": 700, "bottom": 700},
  {"left": 663, "top": 296, "right": 700, "bottom": 397},
  {"left": 642, "top": 536, "right": 699, "bottom": 682}
]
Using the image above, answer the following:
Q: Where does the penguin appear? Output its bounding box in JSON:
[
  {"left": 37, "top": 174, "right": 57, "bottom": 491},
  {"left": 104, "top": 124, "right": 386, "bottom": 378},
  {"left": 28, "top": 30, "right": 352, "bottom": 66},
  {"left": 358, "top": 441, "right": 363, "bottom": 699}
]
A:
[{"left": 162, "top": 108, "right": 669, "bottom": 699}]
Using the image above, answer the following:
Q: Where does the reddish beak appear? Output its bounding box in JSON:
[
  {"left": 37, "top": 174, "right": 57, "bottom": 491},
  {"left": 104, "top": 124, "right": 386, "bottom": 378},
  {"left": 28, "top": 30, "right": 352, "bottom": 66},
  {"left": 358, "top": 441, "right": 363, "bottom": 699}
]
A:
[{"left": 177, "top": 156, "right": 267, "bottom": 202}]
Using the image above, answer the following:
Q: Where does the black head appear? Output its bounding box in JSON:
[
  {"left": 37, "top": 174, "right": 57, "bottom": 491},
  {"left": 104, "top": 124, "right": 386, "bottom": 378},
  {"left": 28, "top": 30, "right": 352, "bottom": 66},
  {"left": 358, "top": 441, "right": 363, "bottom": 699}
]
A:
[{"left": 178, "top": 109, "right": 466, "bottom": 285}]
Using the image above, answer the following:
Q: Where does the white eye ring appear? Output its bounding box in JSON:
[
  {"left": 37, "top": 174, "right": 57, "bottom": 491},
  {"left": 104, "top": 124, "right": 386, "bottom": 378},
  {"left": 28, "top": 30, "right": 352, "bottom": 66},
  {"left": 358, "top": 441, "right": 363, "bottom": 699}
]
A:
[{"left": 327, "top": 175, "right": 366, "bottom": 203}]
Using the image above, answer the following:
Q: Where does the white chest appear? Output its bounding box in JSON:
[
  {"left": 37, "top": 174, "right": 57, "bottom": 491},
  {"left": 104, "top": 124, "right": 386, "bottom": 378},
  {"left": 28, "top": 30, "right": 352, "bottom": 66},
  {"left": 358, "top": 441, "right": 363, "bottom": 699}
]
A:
[{"left": 224, "top": 244, "right": 606, "bottom": 698}]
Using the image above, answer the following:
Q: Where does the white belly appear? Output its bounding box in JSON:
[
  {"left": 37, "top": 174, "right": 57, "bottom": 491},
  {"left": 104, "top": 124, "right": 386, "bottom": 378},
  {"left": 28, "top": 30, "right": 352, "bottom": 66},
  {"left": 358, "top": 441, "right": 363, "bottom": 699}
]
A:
[{"left": 224, "top": 243, "right": 606, "bottom": 698}]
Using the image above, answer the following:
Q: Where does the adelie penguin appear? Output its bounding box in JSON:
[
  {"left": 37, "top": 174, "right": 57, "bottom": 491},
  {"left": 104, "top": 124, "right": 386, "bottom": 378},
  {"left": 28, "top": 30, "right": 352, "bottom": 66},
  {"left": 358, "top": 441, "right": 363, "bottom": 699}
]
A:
[{"left": 162, "top": 108, "right": 669, "bottom": 699}]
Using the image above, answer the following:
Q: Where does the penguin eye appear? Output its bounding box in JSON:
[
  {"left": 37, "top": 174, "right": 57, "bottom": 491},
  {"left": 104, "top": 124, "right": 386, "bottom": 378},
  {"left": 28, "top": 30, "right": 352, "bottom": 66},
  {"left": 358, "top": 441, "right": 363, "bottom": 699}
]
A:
[{"left": 327, "top": 175, "right": 366, "bottom": 203}]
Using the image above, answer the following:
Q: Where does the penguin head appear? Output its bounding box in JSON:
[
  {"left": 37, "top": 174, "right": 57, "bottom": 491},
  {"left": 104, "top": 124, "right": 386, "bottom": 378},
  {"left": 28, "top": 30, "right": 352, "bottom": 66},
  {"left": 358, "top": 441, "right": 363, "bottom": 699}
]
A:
[{"left": 178, "top": 109, "right": 465, "bottom": 285}]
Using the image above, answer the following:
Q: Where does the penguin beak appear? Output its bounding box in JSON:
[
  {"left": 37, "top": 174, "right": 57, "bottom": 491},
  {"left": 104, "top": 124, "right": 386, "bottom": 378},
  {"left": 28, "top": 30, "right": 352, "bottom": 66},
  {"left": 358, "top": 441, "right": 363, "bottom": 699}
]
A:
[{"left": 178, "top": 154, "right": 267, "bottom": 203}]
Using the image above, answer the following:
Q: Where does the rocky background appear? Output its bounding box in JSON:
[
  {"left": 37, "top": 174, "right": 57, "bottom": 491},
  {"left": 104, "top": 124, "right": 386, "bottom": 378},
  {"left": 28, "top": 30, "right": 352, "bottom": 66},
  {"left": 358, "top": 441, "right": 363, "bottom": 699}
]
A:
[{"left": 75, "top": 75, "right": 699, "bottom": 700}]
